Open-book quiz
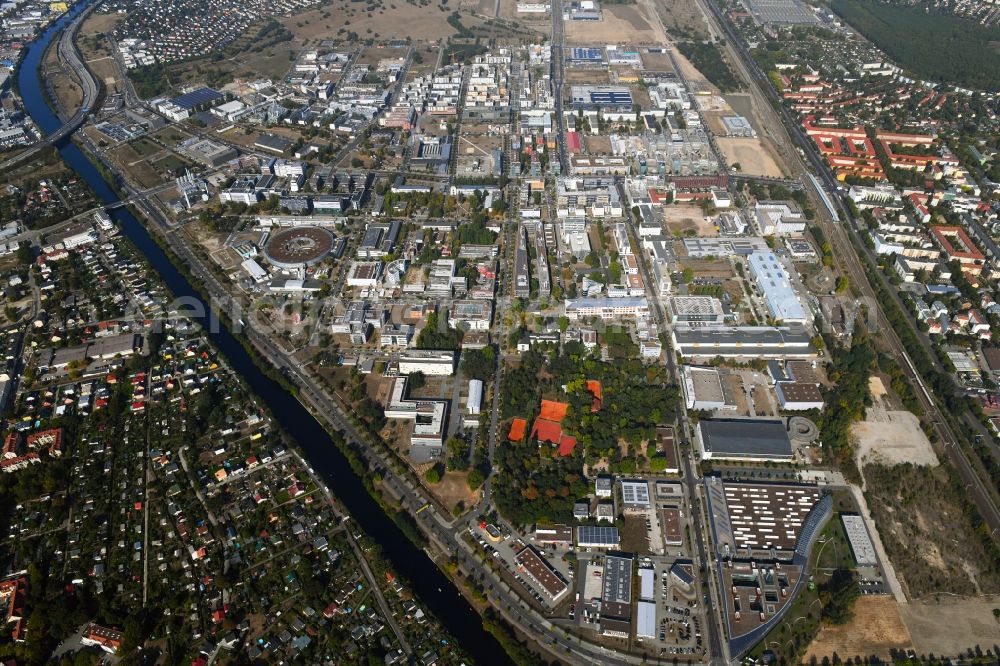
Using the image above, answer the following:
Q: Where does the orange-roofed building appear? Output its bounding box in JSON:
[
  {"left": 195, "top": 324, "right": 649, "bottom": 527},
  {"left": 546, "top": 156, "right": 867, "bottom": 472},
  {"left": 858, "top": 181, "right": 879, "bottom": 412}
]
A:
[
  {"left": 585, "top": 380, "right": 603, "bottom": 412},
  {"left": 530, "top": 398, "right": 578, "bottom": 456},
  {"left": 538, "top": 399, "right": 570, "bottom": 421},
  {"left": 508, "top": 418, "right": 528, "bottom": 441}
]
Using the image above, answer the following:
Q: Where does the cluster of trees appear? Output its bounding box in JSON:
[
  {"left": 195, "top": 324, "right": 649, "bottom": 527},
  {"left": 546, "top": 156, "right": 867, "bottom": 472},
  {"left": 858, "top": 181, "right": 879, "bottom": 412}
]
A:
[
  {"left": 817, "top": 568, "right": 859, "bottom": 625},
  {"left": 676, "top": 41, "right": 741, "bottom": 92},
  {"left": 481, "top": 609, "right": 540, "bottom": 665},
  {"left": 416, "top": 312, "right": 463, "bottom": 350},
  {"left": 495, "top": 345, "right": 680, "bottom": 524},
  {"left": 129, "top": 63, "right": 170, "bottom": 98},
  {"left": 455, "top": 218, "right": 498, "bottom": 246},
  {"left": 460, "top": 346, "right": 496, "bottom": 381},
  {"left": 819, "top": 331, "right": 874, "bottom": 478},
  {"left": 830, "top": 0, "right": 1000, "bottom": 91}
]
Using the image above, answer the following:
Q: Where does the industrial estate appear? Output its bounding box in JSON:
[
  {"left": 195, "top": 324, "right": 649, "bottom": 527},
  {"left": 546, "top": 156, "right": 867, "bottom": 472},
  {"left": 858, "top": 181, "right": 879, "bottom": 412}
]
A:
[{"left": 0, "top": 0, "right": 997, "bottom": 662}]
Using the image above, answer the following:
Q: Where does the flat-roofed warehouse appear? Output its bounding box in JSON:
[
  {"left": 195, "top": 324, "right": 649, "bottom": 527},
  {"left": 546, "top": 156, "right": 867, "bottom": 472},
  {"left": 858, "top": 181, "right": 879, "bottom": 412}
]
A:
[
  {"left": 696, "top": 418, "right": 792, "bottom": 461},
  {"left": 669, "top": 295, "right": 726, "bottom": 324},
  {"left": 682, "top": 365, "right": 733, "bottom": 411},
  {"left": 255, "top": 132, "right": 293, "bottom": 154},
  {"left": 841, "top": 514, "right": 877, "bottom": 566},
  {"left": 672, "top": 325, "right": 817, "bottom": 360},
  {"left": 514, "top": 546, "right": 569, "bottom": 602},
  {"left": 600, "top": 552, "right": 633, "bottom": 637},
  {"left": 169, "top": 86, "right": 223, "bottom": 109},
  {"left": 745, "top": 0, "right": 819, "bottom": 25},
  {"left": 620, "top": 479, "right": 650, "bottom": 510},
  {"left": 775, "top": 381, "right": 824, "bottom": 411},
  {"left": 577, "top": 525, "right": 620, "bottom": 549},
  {"left": 717, "top": 481, "right": 822, "bottom": 555}
]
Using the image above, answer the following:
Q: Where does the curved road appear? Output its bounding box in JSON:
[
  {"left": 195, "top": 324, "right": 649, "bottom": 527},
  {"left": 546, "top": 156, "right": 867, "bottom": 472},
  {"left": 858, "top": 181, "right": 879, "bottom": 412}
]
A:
[
  {"left": 699, "top": 0, "right": 1000, "bottom": 538},
  {"left": 0, "top": 4, "right": 99, "bottom": 171}
]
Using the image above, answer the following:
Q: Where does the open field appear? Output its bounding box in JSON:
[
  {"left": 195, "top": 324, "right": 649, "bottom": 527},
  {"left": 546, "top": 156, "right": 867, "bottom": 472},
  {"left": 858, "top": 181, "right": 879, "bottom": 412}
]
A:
[
  {"left": 565, "top": 69, "right": 609, "bottom": 84},
  {"left": 651, "top": 0, "right": 710, "bottom": 40},
  {"left": 499, "top": 0, "right": 550, "bottom": 26},
  {"left": 565, "top": 4, "right": 666, "bottom": 44},
  {"left": 715, "top": 137, "right": 784, "bottom": 177},
  {"left": 852, "top": 411, "right": 938, "bottom": 468},
  {"left": 804, "top": 596, "right": 913, "bottom": 662},
  {"left": 281, "top": 1, "right": 464, "bottom": 42},
  {"left": 421, "top": 469, "right": 480, "bottom": 513},
  {"left": 663, "top": 204, "right": 715, "bottom": 236},
  {"left": 78, "top": 12, "right": 124, "bottom": 92},
  {"left": 640, "top": 50, "right": 674, "bottom": 72},
  {"left": 43, "top": 40, "right": 83, "bottom": 118},
  {"left": 900, "top": 597, "right": 1000, "bottom": 657}
]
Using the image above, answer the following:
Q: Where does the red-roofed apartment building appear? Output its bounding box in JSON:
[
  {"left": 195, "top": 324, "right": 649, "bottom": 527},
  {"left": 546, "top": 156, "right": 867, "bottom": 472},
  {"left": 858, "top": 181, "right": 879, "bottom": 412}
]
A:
[
  {"left": 931, "top": 225, "right": 985, "bottom": 275},
  {"left": 81, "top": 623, "right": 124, "bottom": 653},
  {"left": 0, "top": 576, "right": 27, "bottom": 642}
]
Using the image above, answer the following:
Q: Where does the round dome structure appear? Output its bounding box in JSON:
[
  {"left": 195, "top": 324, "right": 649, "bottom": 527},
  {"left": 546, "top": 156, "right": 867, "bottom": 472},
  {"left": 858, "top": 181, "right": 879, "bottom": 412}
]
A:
[{"left": 263, "top": 226, "right": 335, "bottom": 270}]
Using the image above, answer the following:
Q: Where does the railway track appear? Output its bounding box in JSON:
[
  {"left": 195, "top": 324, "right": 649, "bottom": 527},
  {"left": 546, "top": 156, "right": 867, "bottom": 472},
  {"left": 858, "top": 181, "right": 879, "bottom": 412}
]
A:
[{"left": 698, "top": 0, "right": 1000, "bottom": 537}]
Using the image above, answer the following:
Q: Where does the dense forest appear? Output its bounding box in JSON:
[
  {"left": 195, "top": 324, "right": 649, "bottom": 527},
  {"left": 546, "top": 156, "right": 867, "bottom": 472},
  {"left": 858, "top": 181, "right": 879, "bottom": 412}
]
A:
[{"left": 830, "top": 0, "right": 1000, "bottom": 90}]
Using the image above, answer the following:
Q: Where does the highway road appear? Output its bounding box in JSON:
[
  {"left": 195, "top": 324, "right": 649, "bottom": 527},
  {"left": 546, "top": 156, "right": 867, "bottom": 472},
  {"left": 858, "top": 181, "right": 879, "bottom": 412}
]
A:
[
  {"left": 0, "top": 4, "right": 99, "bottom": 171},
  {"left": 698, "top": 0, "right": 1000, "bottom": 538}
]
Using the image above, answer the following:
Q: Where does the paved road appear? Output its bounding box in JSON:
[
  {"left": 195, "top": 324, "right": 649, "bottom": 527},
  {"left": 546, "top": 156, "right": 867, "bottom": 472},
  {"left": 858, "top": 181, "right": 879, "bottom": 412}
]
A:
[
  {"left": 0, "top": 5, "right": 99, "bottom": 171},
  {"left": 700, "top": 0, "right": 1000, "bottom": 540},
  {"left": 625, "top": 212, "right": 729, "bottom": 665}
]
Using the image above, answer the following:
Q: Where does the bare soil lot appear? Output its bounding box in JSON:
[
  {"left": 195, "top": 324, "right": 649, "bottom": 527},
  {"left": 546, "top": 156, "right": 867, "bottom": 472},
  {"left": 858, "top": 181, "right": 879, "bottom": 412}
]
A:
[
  {"left": 852, "top": 411, "right": 938, "bottom": 468},
  {"left": 583, "top": 135, "right": 612, "bottom": 154},
  {"left": 419, "top": 469, "right": 480, "bottom": 513},
  {"left": 663, "top": 204, "right": 715, "bottom": 236},
  {"left": 565, "top": 4, "right": 666, "bottom": 44},
  {"left": 499, "top": 0, "right": 550, "bottom": 26},
  {"left": 565, "top": 69, "right": 609, "bottom": 84},
  {"left": 355, "top": 46, "right": 410, "bottom": 66},
  {"left": 715, "top": 137, "right": 784, "bottom": 177},
  {"left": 804, "top": 596, "right": 913, "bottom": 663},
  {"left": 640, "top": 50, "right": 675, "bottom": 72},
  {"left": 900, "top": 597, "right": 1000, "bottom": 657}
]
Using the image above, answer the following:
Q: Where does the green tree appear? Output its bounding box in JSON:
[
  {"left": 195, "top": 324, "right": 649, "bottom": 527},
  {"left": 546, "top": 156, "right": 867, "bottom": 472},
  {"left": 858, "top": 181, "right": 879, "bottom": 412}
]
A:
[{"left": 424, "top": 464, "right": 443, "bottom": 484}]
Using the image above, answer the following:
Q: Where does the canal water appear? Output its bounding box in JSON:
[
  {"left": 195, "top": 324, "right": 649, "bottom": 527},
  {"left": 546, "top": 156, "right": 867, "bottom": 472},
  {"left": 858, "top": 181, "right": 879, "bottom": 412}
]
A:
[{"left": 17, "top": 6, "right": 509, "bottom": 663}]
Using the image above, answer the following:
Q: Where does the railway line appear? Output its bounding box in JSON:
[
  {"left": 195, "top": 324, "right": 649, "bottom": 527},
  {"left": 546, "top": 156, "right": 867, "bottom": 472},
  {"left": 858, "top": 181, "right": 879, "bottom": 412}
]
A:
[{"left": 698, "top": 0, "right": 1000, "bottom": 537}]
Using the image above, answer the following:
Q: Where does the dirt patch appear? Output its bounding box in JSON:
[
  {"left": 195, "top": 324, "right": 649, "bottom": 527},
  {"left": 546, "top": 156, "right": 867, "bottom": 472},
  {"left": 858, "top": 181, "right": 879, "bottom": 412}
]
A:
[
  {"left": 715, "top": 137, "right": 784, "bottom": 177},
  {"left": 852, "top": 411, "right": 939, "bottom": 468},
  {"left": 421, "top": 469, "right": 480, "bottom": 513},
  {"left": 900, "top": 597, "right": 1000, "bottom": 657},
  {"left": 565, "top": 4, "right": 666, "bottom": 44},
  {"left": 804, "top": 596, "right": 913, "bottom": 662},
  {"left": 620, "top": 513, "right": 650, "bottom": 554},
  {"left": 663, "top": 204, "right": 715, "bottom": 236}
]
